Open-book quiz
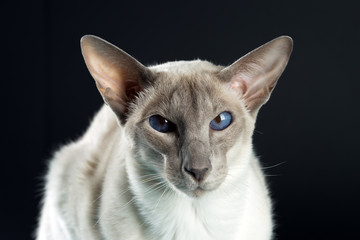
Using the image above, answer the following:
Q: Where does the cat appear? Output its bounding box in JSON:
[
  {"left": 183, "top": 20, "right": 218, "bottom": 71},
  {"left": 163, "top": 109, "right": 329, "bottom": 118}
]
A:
[{"left": 36, "top": 35, "right": 292, "bottom": 240}]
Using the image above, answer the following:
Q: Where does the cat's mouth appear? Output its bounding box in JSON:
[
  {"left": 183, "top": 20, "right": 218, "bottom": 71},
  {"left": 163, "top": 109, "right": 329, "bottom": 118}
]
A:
[
  {"left": 182, "top": 182, "right": 219, "bottom": 198},
  {"left": 166, "top": 168, "right": 225, "bottom": 198},
  {"left": 169, "top": 179, "right": 212, "bottom": 198}
]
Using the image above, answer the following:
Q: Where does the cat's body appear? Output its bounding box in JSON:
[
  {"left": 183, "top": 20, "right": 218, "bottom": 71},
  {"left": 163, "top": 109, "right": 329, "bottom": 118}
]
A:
[{"left": 37, "top": 36, "right": 292, "bottom": 240}]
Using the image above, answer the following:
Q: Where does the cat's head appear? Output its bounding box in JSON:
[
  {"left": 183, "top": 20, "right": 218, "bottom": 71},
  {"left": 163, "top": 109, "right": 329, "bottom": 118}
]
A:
[{"left": 81, "top": 35, "right": 292, "bottom": 197}]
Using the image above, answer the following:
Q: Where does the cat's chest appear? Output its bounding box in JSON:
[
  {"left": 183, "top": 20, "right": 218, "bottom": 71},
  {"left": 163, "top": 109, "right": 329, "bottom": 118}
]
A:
[{"left": 133, "top": 183, "right": 247, "bottom": 240}]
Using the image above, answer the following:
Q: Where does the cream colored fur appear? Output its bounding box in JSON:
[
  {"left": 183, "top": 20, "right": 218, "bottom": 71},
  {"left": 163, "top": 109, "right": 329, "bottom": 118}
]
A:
[
  {"left": 37, "top": 105, "right": 271, "bottom": 240},
  {"left": 37, "top": 36, "right": 292, "bottom": 240}
]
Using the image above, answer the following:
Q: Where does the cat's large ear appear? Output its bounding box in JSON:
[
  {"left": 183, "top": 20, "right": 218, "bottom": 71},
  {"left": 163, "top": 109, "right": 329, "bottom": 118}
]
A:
[
  {"left": 220, "top": 36, "right": 293, "bottom": 117},
  {"left": 81, "top": 35, "right": 153, "bottom": 123}
]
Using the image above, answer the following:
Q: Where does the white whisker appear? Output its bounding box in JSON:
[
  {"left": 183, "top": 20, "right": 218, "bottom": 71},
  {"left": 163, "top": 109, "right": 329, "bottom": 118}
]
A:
[
  {"left": 153, "top": 187, "right": 168, "bottom": 213},
  {"left": 261, "top": 161, "right": 286, "bottom": 170}
]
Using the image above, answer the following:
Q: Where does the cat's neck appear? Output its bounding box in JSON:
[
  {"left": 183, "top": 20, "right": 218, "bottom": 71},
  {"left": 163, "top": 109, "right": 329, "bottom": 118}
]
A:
[{"left": 132, "top": 178, "right": 249, "bottom": 239}]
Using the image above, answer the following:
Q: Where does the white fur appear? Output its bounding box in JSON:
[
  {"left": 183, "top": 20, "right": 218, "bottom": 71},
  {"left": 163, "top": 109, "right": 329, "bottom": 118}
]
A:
[
  {"left": 37, "top": 35, "right": 293, "bottom": 240},
  {"left": 37, "top": 105, "right": 272, "bottom": 240}
]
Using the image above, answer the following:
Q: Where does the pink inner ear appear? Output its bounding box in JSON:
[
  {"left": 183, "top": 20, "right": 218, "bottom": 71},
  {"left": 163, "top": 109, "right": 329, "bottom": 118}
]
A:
[{"left": 230, "top": 73, "right": 252, "bottom": 95}]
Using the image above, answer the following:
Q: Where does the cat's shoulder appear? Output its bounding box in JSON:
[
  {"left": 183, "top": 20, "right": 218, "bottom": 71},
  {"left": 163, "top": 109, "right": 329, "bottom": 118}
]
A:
[
  {"left": 81, "top": 104, "right": 120, "bottom": 144},
  {"left": 48, "top": 105, "right": 120, "bottom": 180}
]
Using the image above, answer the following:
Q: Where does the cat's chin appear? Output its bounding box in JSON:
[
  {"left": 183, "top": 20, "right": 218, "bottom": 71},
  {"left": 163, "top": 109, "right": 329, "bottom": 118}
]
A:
[
  {"left": 186, "top": 187, "right": 208, "bottom": 198},
  {"left": 168, "top": 182, "right": 208, "bottom": 198}
]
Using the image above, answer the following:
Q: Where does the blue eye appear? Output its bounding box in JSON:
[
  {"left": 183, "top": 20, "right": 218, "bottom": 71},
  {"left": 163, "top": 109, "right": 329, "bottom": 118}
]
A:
[
  {"left": 149, "top": 115, "right": 176, "bottom": 133},
  {"left": 210, "top": 112, "right": 232, "bottom": 130}
]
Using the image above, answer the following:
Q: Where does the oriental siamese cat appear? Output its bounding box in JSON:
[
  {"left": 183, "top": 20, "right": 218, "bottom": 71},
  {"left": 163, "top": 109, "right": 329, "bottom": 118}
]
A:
[{"left": 37, "top": 35, "right": 292, "bottom": 240}]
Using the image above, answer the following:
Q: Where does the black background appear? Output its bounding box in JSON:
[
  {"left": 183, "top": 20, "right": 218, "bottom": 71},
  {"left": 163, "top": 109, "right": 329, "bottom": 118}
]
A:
[{"left": 2, "top": 0, "right": 359, "bottom": 239}]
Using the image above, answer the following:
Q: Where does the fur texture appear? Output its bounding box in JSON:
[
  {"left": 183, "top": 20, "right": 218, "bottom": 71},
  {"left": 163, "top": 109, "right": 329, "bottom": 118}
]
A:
[{"left": 37, "top": 35, "right": 292, "bottom": 240}]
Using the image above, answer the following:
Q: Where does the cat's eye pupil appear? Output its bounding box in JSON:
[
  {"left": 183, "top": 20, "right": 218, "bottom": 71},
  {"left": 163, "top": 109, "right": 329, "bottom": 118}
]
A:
[
  {"left": 158, "top": 118, "right": 167, "bottom": 126},
  {"left": 149, "top": 115, "right": 176, "bottom": 133},
  {"left": 214, "top": 115, "right": 222, "bottom": 124},
  {"left": 210, "top": 112, "right": 232, "bottom": 131}
]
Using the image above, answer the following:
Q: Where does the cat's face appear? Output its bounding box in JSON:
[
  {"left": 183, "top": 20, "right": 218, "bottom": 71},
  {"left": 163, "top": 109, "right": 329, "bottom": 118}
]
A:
[
  {"left": 80, "top": 35, "right": 292, "bottom": 198},
  {"left": 125, "top": 61, "right": 254, "bottom": 197}
]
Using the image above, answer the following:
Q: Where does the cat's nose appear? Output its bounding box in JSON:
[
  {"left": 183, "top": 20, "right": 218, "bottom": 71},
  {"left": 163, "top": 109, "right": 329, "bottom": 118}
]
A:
[{"left": 184, "top": 166, "right": 209, "bottom": 182}]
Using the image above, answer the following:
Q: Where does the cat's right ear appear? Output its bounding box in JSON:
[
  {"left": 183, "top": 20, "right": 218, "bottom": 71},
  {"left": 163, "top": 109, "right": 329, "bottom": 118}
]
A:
[
  {"left": 220, "top": 36, "right": 293, "bottom": 117},
  {"left": 80, "top": 35, "right": 153, "bottom": 124}
]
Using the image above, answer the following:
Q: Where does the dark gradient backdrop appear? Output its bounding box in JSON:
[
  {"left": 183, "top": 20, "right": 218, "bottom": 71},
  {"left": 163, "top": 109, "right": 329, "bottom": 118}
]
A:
[{"left": 2, "top": 0, "right": 359, "bottom": 239}]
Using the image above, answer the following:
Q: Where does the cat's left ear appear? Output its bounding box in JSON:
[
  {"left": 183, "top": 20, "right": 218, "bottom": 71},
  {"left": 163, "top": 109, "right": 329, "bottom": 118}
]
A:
[
  {"left": 81, "top": 35, "right": 153, "bottom": 123},
  {"left": 220, "top": 36, "right": 293, "bottom": 117}
]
